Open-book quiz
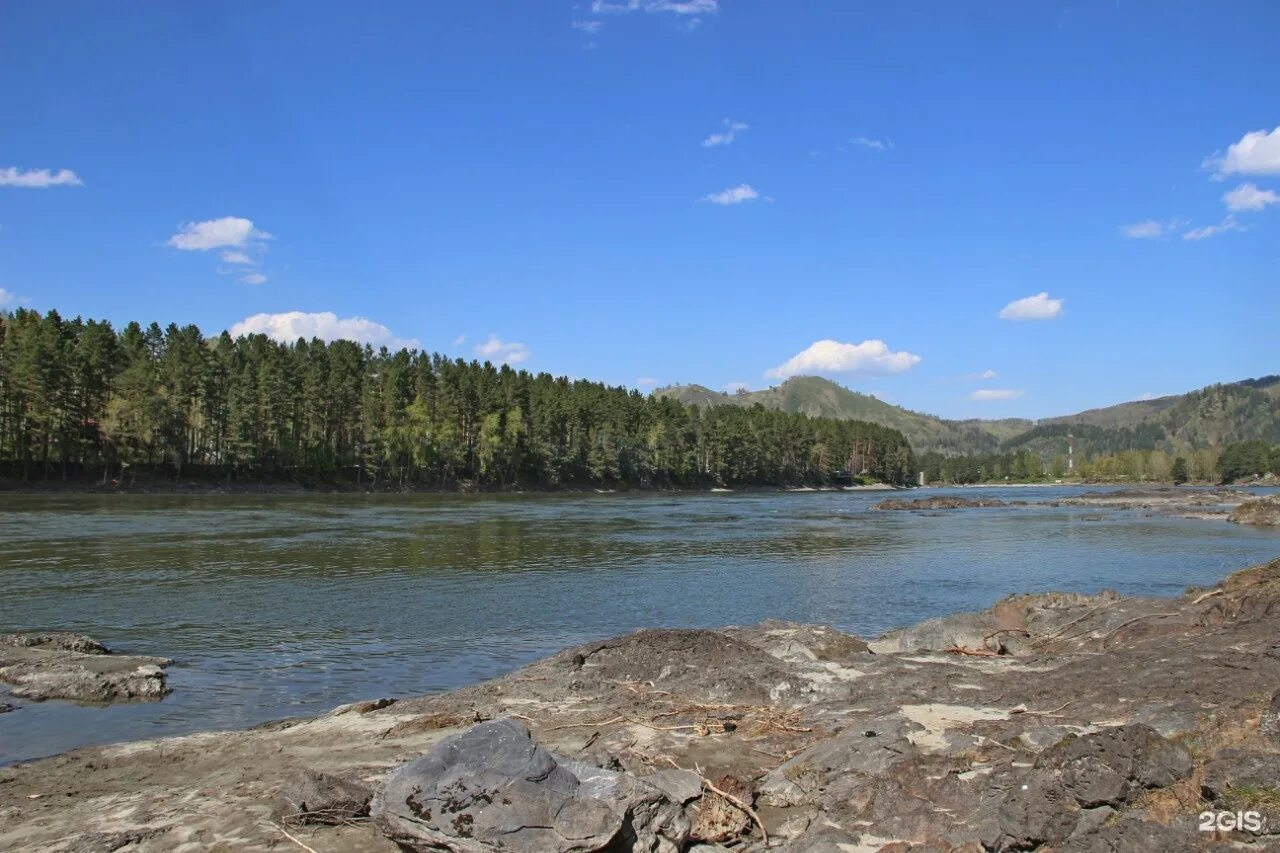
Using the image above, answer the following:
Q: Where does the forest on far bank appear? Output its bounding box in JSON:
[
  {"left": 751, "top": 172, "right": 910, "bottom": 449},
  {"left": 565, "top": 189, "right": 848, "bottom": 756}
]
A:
[{"left": 0, "top": 309, "right": 917, "bottom": 489}]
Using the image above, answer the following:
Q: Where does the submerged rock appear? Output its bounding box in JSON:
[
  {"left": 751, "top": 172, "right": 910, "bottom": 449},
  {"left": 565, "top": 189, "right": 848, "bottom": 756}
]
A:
[
  {"left": 372, "top": 717, "right": 690, "bottom": 852},
  {"left": 0, "top": 632, "right": 170, "bottom": 703}
]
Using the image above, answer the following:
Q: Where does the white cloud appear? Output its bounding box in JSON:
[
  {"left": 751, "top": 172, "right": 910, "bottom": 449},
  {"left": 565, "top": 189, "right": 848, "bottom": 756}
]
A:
[
  {"left": 452, "top": 334, "right": 467, "bottom": 347},
  {"left": 220, "top": 250, "right": 253, "bottom": 264},
  {"left": 964, "top": 369, "right": 998, "bottom": 381},
  {"left": 703, "top": 119, "right": 748, "bottom": 147},
  {"left": 230, "top": 311, "right": 419, "bottom": 349},
  {"left": 637, "top": 377, "right": 659, "bottom": 387},
  {"left": 765, "top": 339, "right": 921, "bottom": 380},
  {"left": 572, "top": 19, "right": 603, "bottom": 34},
  {"left": 475, "top": 334, "right": 530, "bottom": 365},
  {"left": 1223, "top": 182, "right": 1279, "bottom": 212},
  {"left": 1182, "top": 216, "right": 1243, "bottom": 241},
  {"left": 168, "top": 216, "right": 270, "bottom": 251},
  {"left": 0, "top": 167, "right": 84, "bottom": 188},
  {"left": 1204, "top": 126, "right": 1280, "bottom": 177},
  {"left": 850, "top": 137, "right": 892, "bottom": 151},
  {"left": 0, "top": 288, "right": 16, "bottom": 308},
  {"left": 998, "top": 292, "right": 1064, "bottom": 321},
  {"left": 1137, "top": 391, "right": 1157, "bottom": 401},
  {"left": 592, "top": 0, "right": 716, "bottom": 13},
  {"left": 240, "top": 272, "right": 267, "bottom": 286},
  {"left": 1120, "top": 219, "right": 1186, "bottom": 239},
  {"left": 970, "top": 389, "right": 1023, "bottom": 401},
  {"left": 702, "top": 183, "right": 759, "bottom": 205}
]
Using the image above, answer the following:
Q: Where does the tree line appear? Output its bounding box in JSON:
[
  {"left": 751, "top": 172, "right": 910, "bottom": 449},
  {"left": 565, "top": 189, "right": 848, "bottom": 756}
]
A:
[
  {"left": 920, "top": 442, "right": 1280, "bottom": 485},
  {"left": 0, "top": 309, "right": 916, "bottom": 488}
]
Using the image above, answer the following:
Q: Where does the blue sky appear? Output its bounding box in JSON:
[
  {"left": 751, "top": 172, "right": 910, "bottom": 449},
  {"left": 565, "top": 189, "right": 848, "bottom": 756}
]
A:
[{"left": 1, "top": 1, "right": 1276, "bottom": 420}]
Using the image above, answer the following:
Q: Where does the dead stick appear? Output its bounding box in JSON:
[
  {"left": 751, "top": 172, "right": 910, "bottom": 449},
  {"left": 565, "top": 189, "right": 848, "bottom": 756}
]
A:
[
  {"left": 270, "top": 822, "right": 321, "bottom": 853},
  {"left": 1098, "top": 612, "right": 1178, "bottom": 648},
  {"left": 660, "top": 757, "right": 768, "bottom": 845}
]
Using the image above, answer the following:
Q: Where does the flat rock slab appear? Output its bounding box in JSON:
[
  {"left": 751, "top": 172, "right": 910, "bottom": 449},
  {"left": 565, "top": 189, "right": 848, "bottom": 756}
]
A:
[{"left": 0, "top": 632, "right": 170, "bottom": 703}]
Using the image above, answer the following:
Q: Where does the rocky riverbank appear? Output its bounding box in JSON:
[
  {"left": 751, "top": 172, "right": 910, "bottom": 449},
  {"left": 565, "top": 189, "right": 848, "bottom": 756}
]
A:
[{"left": 4, "top": 559, "right": 1280, "bottom": 851}]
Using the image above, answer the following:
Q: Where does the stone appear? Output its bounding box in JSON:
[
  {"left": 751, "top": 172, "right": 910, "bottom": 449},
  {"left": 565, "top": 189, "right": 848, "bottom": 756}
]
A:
[
  {"left": 1200, "top": 748, "right": 1280, "bottom": 802},
  {"left": 0, "top": 632, "right": 170, "bottom": 703},
  {"left": 0, "top": 632, "right": 110, "bottom": 655},
  {"left": 1033, "top": 724, "right": 1192, "bottom": 808},
  {"left": 372, "top": 717, "right": 690, "bottom": 852},
  {"left": 1261, "top": 690, "right": 1280, "bottom": 744},
  {"left": 996, "top": 776, "right": 1080, "bottom": 850},
  {"left": 1229, "top": 494, "right": 1280, "bottom": 527},
  {"left": 279, "top": 768, "right": 372, "bottom": 825}
]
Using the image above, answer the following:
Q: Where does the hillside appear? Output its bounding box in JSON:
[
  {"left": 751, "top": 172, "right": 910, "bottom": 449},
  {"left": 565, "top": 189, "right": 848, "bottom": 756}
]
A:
[
  {"left": 655, "top": 377, "right": 1031, "bottom": 455},
  {"left": 656, "top": 375, "right": 1280, "bottom": 456}
]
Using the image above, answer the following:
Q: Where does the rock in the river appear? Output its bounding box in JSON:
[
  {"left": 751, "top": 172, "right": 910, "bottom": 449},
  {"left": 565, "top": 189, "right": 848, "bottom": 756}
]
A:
[
  {"left": 873, "top": 496, "right": 1021, "bottom": 511},
  {"left": 0, "top": 632, "right": 170, "bottom": 703},
  {"left": 372, "top": 717, "right": 691, "bottom": 852},
  {"left": 0, "top": 701, "right": 16, "bottom": 713},
  {"left": 1229, "top": 494, "right": 1280, "bottom": 527}
]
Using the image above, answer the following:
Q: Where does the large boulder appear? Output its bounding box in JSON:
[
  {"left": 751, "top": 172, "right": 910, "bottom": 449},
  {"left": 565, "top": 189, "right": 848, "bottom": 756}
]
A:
[
  {"left": 1033, "top": 724, "right": 1192, "bottom": 808},
  {"left": 372, "top": 718, "right": 691, "bottom": 852}
]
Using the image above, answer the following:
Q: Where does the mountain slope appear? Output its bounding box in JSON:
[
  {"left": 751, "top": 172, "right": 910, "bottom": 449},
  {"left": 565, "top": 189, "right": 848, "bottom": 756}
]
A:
[
  {"left": 656, "top": 375, "right": 1280, "bottom": 456},
  {"left": 656, "top": 376, "right": 1031, "bottom": 454}
]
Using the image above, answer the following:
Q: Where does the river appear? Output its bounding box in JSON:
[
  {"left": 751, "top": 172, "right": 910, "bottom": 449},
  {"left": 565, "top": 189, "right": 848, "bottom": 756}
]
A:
[{"left": 2, "top": 485, "right": 1277, "bottom": 764}]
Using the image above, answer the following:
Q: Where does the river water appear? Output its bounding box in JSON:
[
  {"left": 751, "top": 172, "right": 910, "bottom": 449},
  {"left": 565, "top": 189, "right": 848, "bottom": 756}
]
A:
[{"left": 2, "top": 486, "right": 1278, "bottom": 764}]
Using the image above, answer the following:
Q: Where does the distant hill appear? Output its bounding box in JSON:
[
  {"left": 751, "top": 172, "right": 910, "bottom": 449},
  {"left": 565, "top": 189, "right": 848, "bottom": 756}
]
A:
[
  {"left": 655, "top": 377, "right": 1031, "bottom": 455},
  {"left": 655, "top": 375, "right": 1280, "bottom": 456}
]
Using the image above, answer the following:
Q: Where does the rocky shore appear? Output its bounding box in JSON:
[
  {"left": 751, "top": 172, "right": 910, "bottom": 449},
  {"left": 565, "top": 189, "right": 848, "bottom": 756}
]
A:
[{"left": 4, "top": 558, "right": 1280, "bottom": 851}]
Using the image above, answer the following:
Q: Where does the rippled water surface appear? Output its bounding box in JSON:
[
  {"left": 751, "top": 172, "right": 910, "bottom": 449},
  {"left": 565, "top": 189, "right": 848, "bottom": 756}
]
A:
[{"left": 2, "top": 486, "right": 1278, "bottom": 763}]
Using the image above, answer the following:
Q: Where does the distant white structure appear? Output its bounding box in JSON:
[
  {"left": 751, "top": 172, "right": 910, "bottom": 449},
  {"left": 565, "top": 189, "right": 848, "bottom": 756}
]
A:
[
  {"left": 1068, "top": 432, "right": 1074, "bottom": 472},
  {"left": 918, "top": 471, "right": 926, "bottom": 486}
]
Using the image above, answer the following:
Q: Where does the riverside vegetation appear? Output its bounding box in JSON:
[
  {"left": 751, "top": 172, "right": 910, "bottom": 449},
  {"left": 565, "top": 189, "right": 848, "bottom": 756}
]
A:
[{"left": 0, "top": 309, "right": 915, "bottom": 489}]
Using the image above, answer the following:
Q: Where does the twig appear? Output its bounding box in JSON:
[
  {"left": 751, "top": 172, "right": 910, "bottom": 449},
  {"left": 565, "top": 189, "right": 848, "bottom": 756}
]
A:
[
  {"left": 981, "top": 629, "right": 1030, "bottom": 653},
  {"left": 1098, "top": 612, "right": 1179, "bottom": 648},
  {"left": 269, "top": 822, "right": 321, "bottom": 853},
  {"left": 944, "top": 645, "right": 1002, "bottom": 657},
  {"left": 659, "top": 757, "right": 768, "bottom": 845},
  {"left": 551, "top": 716, "right": 625, "bottom": 730},
  {"left": 1192, "top": 588, "right": 1224, "bottom": 605},
  {"left": 1029, "top": 601, "right": 1116, "bottom": 647}
]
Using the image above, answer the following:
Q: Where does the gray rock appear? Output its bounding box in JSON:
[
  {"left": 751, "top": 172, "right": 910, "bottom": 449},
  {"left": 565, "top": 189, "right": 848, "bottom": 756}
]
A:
[
  {"left": 1201, "top": 748, "right": 1280, "bottom": 801},
  {"left": 279, "top": 768, "right": 372, "bottom": 825},
  {"left": 643, "top": 769, "right": 702, "bottom": 805},
  {"left": 0, "top": 632, "right": 170, "bottom": 703},
  {"left": 1064, "top": 812, "right": 1201, "bottom": 852},
  {"left": 0, "top": 632, "right": 110, "bottom": 655},
  {"left": 997, "top": 776, "right": 1080, "bottom": 850},
  {"left": 1034, "top": 724, "right": 1191, "bottom": 808},
  {"left": 1261, "top": 690, "right": 1280, "bottom": 744},
  {"left": 372, "top": 717, "right": 690, "bottom": 852},
  {"left": 0, "top": 701, "right": 16, "bottom": 713},
  {"left": 1229, "top": 494, "right": 1280, "bottom": 527}
]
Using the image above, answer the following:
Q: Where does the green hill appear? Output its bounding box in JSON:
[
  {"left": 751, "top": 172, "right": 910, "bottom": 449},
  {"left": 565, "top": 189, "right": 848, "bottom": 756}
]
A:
[
  {"left": 656, "top": 375, "right": 1280, "bottom": 457},
  {"left": 656, "top": 376, "right": 1031, "bottom": 455}
]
